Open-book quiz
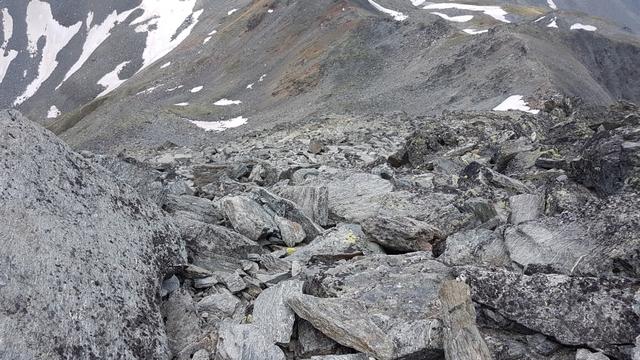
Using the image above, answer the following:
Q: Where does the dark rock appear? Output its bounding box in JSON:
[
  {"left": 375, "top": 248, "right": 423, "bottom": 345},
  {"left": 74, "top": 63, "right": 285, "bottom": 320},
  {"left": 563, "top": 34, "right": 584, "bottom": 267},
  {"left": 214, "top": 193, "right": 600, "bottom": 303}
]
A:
[
  {"left": 161, "top": 275, "right": 181, "bottom": 297},
  {"left": 0, "top": 110, "right": 184, "bottom": 359},
  {"left": 295, "top": 320, "right": 343, "bottom": 358},
  {"left": 361, "top": 215, "right": 442, "bottom": 252},
  {"left": 459, "top": 267, "right": 640, "bottom": 348}
]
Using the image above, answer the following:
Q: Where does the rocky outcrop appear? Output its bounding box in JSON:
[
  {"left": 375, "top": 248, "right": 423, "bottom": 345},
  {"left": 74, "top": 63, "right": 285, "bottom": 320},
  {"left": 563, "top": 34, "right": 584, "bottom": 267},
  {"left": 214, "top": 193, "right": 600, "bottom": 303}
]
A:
[{"left": 0, "top": 110, "right": 184, "bottom": 358}]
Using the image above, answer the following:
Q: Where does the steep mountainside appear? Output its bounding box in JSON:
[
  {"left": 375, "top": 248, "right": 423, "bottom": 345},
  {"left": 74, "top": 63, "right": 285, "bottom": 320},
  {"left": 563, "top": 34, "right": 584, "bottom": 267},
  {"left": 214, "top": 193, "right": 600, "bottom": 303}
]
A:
[{"left": 1, "top": 0, "right": 639, "bottom": 153}]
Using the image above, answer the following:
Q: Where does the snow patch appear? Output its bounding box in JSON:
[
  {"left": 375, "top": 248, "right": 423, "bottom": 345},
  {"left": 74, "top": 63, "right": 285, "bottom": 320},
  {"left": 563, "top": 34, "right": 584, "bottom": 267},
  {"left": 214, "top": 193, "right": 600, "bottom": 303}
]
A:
[
  {"left": 190, "top": 86, "right": 203, "bottom": 93},
  {"left": 246, "top": 83, "right": 254, "bottom": 89},
  {"left": 422, "top": 3, "right": 510, "bottom": 23},
  {"left": 190, "top": 116, "right": 248, "bottom": 132},
  {"left": 367, "top": 0, "right": 408, "bottom": 21},
  {"left": 203, "top": 36, "right": 212, "bottom": 44},
  {"left": 47, "top": 105, "right": 61, "bottom": 118},
  {"left": 214, "top": 98, "right": 242, "bottom": 106},
  {"left": 131, "top": 0, "right": 203, "bottom": 73},
  {"left": 463, "top": 28, "right": 488, "bottom": 35},
  {"left": 0, "top": 50, "right": 17, "bottom": 84},
  {"left": 166, "top": 85, "right": 183, "bottom": 92},
  {"left": 493, "top": 95, "right": 539, "bottom": 114},
  {"left": 268, "top": 9, "right": 274, "bottom": 13},
  {"left": 208, "top": 29, "right": 217, "bottom": 35},
  {"left": 14, "top": 0, "right": 82, "bottom": 105},
  {"left": 411, "top": 0, "right": 426, "bottom": 6},
  {"left": 1, "top": 8, "right": 13, "bottom": 50},
  {"left": 174, "top": 102, "right": 189, "bottom": 106},
  {"left": 59, "top": 8, "right": 137, "bottom": 88},
  {"left": 547, "top": 0, "right": 558, "bottom": 10},
  {"left": 160, "top": 61, "right": 171, "bottom": 69},
  {"left": 570, "top": 23, "right": 597, "bottom": 31},
  {"left": 259, "top": 74, "right": 267, "bottom": 82},
  {"left": 432, "top": 12, "right": 474, "bottom": 22},
  {"left": 548, "top": 17, "right": 558, "bottom": 28},
  {"left": 97, "top": 61, "right": 130, "bottom": 97},
  {"left": 136, "top": 84, "right": 162, "bottom": 95},
  {"left": 227, "top": 9, "right": 238, "bottom": 16}
]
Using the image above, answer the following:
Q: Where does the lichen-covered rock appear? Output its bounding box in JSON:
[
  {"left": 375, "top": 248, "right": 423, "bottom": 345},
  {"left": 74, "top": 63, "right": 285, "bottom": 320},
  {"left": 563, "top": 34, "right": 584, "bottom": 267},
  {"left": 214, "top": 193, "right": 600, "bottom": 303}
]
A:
[
  {"left": 459, "top": 267, "right": 640, "bottom": 349},
  {"left": 278, "top": 185, "right": 330, "bottom": 226},
  {"left": 361, "top": 215, "right": 441, "bottom": 252},
  {"left": 0, "top": 110, "right": 184, "bottom": 359},
  {"left": 298, "top": 252, "right": 451, "bottom": 359}
]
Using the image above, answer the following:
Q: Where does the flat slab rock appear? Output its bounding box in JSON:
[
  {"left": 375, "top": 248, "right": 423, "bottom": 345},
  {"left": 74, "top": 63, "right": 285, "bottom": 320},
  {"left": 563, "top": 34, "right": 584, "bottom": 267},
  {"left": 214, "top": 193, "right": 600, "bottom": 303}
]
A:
[
  {"left": 0, "top": 110, "right": 184, "bottom": 359},
  {"left": 252, "top": 280, "right": 304, "bottom": 344},
  {"left": 459, "top": 267, "right": 640, "bottom": 348},
  {"left": 291, "top": 252, "right": 452, "bottom": 359},
  {"left": 215, "top": 322, "right": 285, "bottom": 360}
]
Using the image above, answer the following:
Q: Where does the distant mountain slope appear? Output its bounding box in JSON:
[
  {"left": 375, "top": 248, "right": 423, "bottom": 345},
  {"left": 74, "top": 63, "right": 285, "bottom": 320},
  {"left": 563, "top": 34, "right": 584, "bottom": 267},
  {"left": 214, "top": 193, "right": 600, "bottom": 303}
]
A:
[{"left": 1, "top": 0, "right": 639, "bottom": 154}]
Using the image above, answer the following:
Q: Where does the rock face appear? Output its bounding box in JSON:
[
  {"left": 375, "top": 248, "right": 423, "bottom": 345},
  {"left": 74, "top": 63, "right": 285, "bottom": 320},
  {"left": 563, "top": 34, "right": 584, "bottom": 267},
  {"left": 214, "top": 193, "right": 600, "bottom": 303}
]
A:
[
  {"left": 460, "top": 267, "right": 640, "bottom": 348},
  {"left": 0, "top": 110, "right": 184, "bottom": 359}
]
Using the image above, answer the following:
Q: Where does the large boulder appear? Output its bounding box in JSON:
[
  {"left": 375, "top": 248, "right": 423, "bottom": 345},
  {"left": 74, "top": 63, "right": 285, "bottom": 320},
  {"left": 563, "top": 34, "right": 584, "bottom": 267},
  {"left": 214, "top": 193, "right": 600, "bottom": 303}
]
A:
[
  {"left": 460, "top": 267, "right": 640, "bottom": 350},
  {"left": 0, "top": 110, "right": 184, "bottom": 359},
  {"left": 292, "top": 252, "right": 452, "bottom": 359}
]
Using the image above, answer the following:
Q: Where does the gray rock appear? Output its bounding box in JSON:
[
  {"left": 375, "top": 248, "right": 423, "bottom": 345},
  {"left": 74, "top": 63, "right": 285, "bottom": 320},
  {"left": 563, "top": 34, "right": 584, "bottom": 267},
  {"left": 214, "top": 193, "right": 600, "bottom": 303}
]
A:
[
  {"left": 361, "top": 215, "right": 441, "bottom": 252},
  {"left": 275, "top": 216, "right": 306, "bottom": 247},
  {"left": 215, "top": 322, "right": 286, "bottom": 360},
  {"left": 164, "top": 194, "right": 222, "bottom": 225},
  {"left": 440, "top": 229, "right": 511, "bottom": 267},
  {"left": 299, "top": 252, "right": 451, "bottom": 359},
  {"left": 286, "top": 224, "right": 383, "bottom": 265},
  {"left": 460, "top": 267, "right": 640, "bottom": 348},
  {"left": 194, "top": 276, "right": 220, "bottom": 289},
  {"left": 575, "top": 349, "right": 610, "bottom": 360},
  {"left": 198, "top": 289, "right": 241, "bottom": 319},
  {"left": 313, "top": 170, "right": 394, "bottom": 223},
  {"left": 176, "top": 216, "right": 265, "bottom": 272},
  {"left": 634, "top": 336, "right": 640, "bottom": 360},
  {"left": 248, "top": 162, "right": 278, "bottom": 186},
  {"left": 309, "top": 354, "right": 369, "bottom": 360},
  {"left": 192, "top": 349, "right": 211, "bottom": 360},
  {"left": 484, "top": 167, "right": 534, "bottom": 194},
  {"left": 253, "top": 280, "right": 304, "bottom": 344},
  {"left": 509, "top": 194, "right": 545, "bottom": 225},
  {"left": 503, "top": 219, "right": 593, "bottom": 274},
  {"left": 161, "top": 275, "right": 181, "bottom": 297},
  {"left": 252, "top": 188, "right": 324, "bottom": 242},
  {"left": 222, "top": 196, "right": 278, "bottom": 241},
  {"left": 162, "top": 289, "right": 203, "bottom": 356},
  {"left": 213, "top": 271, "right": 247, "bottom": 293},
  {"left": 288, "top": 295, "right": 396, "bottom": 360},
  {"left": 0, "top": 110, "right": 184, "bottom": 359},
  {"left": 278, "top": 185, "right": 330, "bottom": 226},
  {"left": 296, "top": 320, "right": 342, "bottom": 358}
]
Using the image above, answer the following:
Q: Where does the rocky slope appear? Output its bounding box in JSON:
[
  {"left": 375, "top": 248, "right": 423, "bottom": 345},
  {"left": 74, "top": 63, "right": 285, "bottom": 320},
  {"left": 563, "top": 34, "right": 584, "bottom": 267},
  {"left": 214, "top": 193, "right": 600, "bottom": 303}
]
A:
[
  {"left": 0, "top": 109, "right": 184, "bottom": 358},
  {"left": 18, "top": 97, "right": 629, "bottom": 359}
]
